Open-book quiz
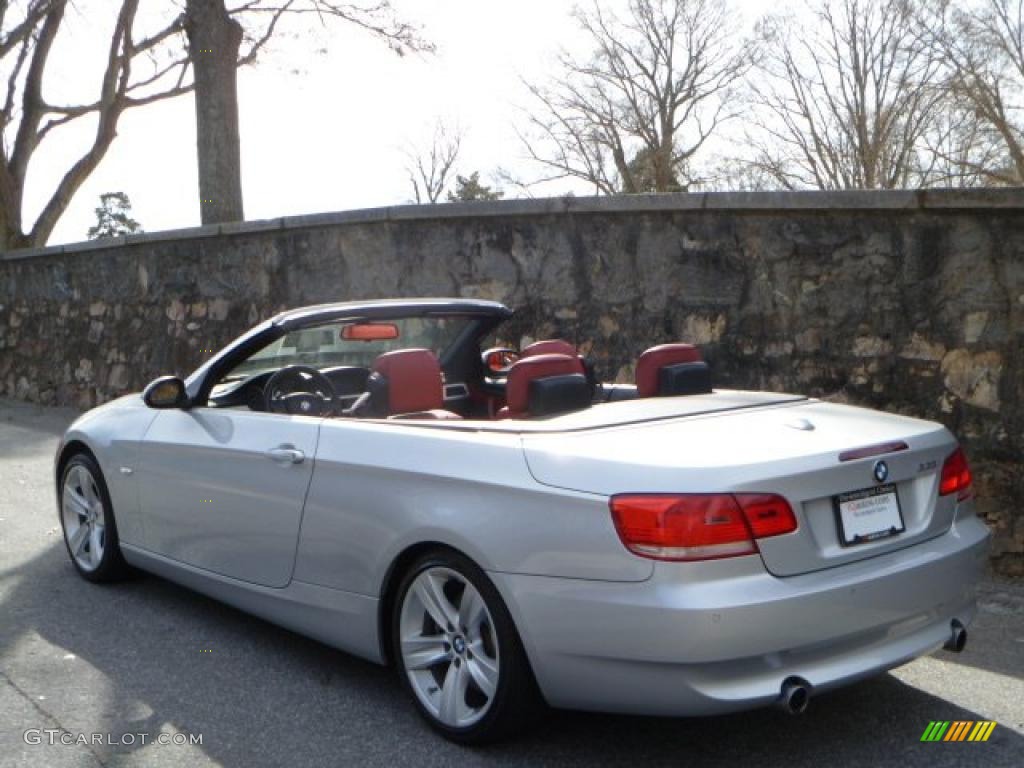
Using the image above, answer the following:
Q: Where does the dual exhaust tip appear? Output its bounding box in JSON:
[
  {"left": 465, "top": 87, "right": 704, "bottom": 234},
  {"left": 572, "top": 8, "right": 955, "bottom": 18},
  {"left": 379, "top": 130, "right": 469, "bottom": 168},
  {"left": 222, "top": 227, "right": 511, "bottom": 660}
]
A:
[
  {"left": 777, "top": 620, "right": 967, "bottom": 716},
  {"left": 945, "top": 619, "right": 967, "bottom": 653},
  {"left": 778, "top": 677, "right": 811, "bottom": 715}
]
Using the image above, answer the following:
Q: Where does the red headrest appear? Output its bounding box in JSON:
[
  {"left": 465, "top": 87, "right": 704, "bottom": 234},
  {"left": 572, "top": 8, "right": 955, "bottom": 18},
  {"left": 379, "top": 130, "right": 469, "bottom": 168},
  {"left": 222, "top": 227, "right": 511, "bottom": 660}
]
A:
[
  {"left": 372, "top": 349, "right": 444, "bottom": 414},
  {"left": 505, "top": 354, "right": 584, "bottom": 414},
  {"left": 522, "top": 339, "right": 577, "bottom": 358},
  {"left": 636, "top": 343, "right": 702, "bottom": 397}
]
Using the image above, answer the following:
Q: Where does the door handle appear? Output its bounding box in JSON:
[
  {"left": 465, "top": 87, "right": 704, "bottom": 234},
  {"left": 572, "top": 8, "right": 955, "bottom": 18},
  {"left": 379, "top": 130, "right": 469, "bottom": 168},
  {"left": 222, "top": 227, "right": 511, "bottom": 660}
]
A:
[{"left": 264, "top": 446, "right": 305, "bottom": 464}]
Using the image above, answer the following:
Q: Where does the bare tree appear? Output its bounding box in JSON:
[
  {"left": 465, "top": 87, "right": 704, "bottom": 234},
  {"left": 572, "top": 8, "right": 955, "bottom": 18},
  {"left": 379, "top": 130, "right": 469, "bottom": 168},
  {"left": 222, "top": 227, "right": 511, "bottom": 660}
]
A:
[
  {"left": 0, "top": 1, "right": 191, "bottom": 250},
  {"left": 0, "top": 0, "right": 431, "bottom": 250},
  {"left": 519, "top": 0, "right": 754, "bottom": 195},
  {"left": 918, "top": 105, "right": 1009, "bottom": 187},
  {"left": 921, "top": 0, "right": 1024, "bottom": 184},
  {"left": 405, "top": 122, "right": 462, "bottom": 204},
  {"left": 748, "top": 0, "right": 947, "bottom": 190},
  {"left": 186, "top": 1, "right": 433, "bottom": 225},
  {"left": 698, "top": 157, "right": 779, "bottom": 191}
]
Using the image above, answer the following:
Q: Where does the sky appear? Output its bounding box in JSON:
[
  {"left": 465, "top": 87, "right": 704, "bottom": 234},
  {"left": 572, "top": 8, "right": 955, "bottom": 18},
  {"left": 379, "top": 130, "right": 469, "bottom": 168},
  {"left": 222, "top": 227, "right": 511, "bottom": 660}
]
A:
[{"left": 30, "top": 0, "right": 767, "bottom": 247}]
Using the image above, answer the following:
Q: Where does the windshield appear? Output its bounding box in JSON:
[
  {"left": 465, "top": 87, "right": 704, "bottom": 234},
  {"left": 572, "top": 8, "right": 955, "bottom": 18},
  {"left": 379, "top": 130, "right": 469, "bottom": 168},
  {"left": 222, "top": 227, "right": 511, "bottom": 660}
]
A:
[{"left": 222, "top": 315, "right": 473, "bottom": 381}]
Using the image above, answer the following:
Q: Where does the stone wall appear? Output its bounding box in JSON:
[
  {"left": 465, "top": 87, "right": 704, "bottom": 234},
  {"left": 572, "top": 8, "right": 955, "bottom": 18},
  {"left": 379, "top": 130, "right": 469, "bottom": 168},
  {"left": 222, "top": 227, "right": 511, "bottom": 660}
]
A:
[{"left": 1, "top": 190, "right": 1021, "bottom": 573}]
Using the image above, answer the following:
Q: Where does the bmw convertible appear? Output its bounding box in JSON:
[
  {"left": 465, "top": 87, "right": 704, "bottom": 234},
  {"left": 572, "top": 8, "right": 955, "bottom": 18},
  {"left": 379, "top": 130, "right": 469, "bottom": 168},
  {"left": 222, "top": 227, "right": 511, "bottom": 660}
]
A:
[{"left": 55, "top": 298, "right": 990, "bottom": 743}]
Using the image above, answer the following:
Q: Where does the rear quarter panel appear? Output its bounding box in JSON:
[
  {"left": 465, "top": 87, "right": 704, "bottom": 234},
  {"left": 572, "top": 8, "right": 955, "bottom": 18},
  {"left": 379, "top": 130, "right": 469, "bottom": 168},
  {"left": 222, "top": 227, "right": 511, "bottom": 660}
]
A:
[
  {"left": 293, "top": 420, "right": 653, "bottom": 594},
  {"left": 522, "top": 399, "right": 962, "bottom": 575}
]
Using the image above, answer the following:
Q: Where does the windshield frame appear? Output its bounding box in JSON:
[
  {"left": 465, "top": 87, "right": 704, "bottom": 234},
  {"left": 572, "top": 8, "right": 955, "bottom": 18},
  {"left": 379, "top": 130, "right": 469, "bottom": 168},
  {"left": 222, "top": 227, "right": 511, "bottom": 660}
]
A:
[
  {"left": 222, "top": 315, "right": 476, "bottom": 382},
  {"left": 184, "top": 299, "right": 512, "bottom": 407}
]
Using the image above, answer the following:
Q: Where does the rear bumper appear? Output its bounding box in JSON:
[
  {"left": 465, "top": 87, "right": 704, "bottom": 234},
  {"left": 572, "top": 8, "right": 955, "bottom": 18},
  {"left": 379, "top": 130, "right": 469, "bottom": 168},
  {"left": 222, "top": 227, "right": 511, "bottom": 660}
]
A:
[{"left": 490, "top": 514, "right": 990, "bottom": 716}]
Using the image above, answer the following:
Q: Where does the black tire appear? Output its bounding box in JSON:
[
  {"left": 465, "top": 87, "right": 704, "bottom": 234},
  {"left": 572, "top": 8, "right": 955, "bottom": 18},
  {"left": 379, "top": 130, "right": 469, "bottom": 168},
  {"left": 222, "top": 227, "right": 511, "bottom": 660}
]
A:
[
  {"left": 391, "top": 548, "right": 541, "bottom": 744},
  {"left": 58, "top": 453, "right": 132, "bottom": 583}
]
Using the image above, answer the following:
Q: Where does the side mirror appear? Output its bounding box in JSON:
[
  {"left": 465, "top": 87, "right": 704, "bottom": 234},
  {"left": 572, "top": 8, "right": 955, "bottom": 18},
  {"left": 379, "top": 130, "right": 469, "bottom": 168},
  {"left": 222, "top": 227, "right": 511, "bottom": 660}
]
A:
[
  {"left": 482, "top": 347, "right": 520, "bottom": 375},
  {"left": 143, "top": 376, "right": 189, "bottom": 409}
]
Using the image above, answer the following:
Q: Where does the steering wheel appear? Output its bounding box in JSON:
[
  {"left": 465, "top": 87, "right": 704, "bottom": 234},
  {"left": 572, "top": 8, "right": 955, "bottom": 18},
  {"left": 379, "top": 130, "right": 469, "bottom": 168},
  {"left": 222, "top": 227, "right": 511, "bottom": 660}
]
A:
[{"left": 264, "top": 365, "right": 338, "bottom": 417}]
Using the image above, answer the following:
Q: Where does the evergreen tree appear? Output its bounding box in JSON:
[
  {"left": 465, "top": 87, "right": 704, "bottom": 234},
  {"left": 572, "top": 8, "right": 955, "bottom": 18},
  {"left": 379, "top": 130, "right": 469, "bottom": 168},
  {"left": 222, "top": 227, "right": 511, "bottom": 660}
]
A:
[
  {"left": 447, "top": 172, "right": 503, "bottom": 201},
  {"left": 87, "top": 193, "right": 143, "bottom": 240}
]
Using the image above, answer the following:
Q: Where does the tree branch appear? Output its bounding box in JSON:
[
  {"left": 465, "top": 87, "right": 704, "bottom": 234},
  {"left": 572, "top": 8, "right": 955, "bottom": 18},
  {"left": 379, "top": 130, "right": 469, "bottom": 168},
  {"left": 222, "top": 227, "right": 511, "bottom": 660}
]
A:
[
  {"left": 28, "top": 0, "right": 142, "bottom": 246},
  {"left": 519, "top": 0, "right": 751, "bottom": 193}
]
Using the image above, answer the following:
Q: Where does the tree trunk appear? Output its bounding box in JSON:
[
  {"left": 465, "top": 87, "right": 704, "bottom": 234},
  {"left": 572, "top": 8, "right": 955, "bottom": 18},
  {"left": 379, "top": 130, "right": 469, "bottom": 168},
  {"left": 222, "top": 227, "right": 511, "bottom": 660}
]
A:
[
  {"left": 0, "top": 175, "right": 24, "bottom": 252},
  {"left": 185, "top": 0, "right": 244, "bottom": 225},
  {"left": 654, "top": 142, "right": 673, "bottom": 193},
  {"left": 0, "top": 220, "right": 30, "bottom": 252}
]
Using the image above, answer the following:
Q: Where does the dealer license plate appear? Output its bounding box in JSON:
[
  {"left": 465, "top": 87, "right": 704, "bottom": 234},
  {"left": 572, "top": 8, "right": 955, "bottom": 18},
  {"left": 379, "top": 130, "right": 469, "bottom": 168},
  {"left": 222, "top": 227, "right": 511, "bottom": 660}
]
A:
[{"left": 833, "top": 484, "right": 905, "bottom": 547}]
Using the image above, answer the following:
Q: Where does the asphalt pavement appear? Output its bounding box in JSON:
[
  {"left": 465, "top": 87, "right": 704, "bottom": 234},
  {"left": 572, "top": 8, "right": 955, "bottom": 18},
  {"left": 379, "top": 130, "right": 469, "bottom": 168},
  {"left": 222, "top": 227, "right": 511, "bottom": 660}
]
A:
[{"left": 1, "top": 397, "right": 1022, "bottom": 767}]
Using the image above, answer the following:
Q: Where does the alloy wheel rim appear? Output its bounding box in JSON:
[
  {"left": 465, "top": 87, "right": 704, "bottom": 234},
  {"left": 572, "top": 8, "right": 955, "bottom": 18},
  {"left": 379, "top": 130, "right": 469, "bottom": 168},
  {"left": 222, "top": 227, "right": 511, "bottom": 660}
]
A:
[
  {"left": 61, "top": 464, "right": 105, "bottom": 571},
  {"left": 399, "top": 566, "right": 500, "bottom": 728}
]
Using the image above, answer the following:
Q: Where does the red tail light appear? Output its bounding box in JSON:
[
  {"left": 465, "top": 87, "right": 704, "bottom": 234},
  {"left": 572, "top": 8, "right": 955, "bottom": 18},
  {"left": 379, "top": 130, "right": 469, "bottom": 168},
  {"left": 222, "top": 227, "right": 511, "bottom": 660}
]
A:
[
  {"left": 940, "top": 447, "right": 973, "bottom": 500},
  {"left": 737, "top": 494, "right": 801, "bottom": 537},
  {"left": 609, "top": 493, "right": 797, "bottom": 561}
]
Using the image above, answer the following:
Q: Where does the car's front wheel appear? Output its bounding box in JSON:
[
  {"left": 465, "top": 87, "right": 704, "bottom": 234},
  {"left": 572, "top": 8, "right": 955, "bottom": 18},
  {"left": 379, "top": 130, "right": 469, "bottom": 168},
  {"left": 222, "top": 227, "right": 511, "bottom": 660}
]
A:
[
  {"left": 392, "top": 549, "right": 539, "bottom": 744},
  {"left": 59, "top": 453, "right": 130, "bottom": 582}
]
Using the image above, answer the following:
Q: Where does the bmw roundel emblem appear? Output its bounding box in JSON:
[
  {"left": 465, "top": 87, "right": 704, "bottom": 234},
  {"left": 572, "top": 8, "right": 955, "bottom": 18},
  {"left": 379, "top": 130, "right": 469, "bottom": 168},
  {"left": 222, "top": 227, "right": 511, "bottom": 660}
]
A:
[{"left": 873, "top": 460, "right": 889, "bottom": 483}]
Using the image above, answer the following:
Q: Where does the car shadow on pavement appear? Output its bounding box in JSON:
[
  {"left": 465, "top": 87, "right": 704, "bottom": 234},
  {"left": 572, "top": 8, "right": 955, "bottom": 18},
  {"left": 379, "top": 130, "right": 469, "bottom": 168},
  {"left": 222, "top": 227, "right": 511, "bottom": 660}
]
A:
[
  {"left": 1, "top": 541, "right": 1021, "bottom": 768},
  {"left": 924, "top": 579, "right": 1024, "bottom": 682}
]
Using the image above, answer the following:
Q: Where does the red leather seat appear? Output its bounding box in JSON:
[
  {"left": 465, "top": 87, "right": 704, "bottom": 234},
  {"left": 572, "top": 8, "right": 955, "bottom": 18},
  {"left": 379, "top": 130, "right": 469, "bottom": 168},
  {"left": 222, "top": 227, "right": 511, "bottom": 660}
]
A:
[
  {"left": 521, "top": 339, "right": 580, "bottom": 361},
  {"left": 635, "top": 343, "right": 702, "bottom": 397},
  {"left": 497, "top": 354, "right": 588, "bottom": 418},
  {"left": 371, "top": 349, "right": 461, "bottom": 420},
  {"left": 522, "top": 338, "right": 593, "bottom": 389}
]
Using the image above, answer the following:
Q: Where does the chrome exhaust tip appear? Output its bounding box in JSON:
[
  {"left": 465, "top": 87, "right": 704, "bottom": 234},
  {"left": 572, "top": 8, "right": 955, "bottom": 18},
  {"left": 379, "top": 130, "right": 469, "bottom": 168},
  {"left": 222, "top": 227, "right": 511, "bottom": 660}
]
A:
[
  {"left": 778, "top": 677, "right": 811, "bottom": 715},
  {"left": 944, "top": 620, "right": 967, "bottom": 653}
]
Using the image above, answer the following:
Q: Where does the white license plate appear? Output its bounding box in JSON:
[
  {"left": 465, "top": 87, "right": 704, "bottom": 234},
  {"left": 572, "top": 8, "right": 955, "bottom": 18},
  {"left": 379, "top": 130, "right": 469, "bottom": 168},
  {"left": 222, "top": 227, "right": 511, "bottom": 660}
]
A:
[{"left": 834, "top": 484, "right": 905, "bottom": 546}]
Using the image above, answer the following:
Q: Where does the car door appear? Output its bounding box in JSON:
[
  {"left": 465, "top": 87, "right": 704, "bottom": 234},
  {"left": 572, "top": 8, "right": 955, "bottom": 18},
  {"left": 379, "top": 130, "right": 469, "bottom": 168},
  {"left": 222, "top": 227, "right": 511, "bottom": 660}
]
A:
[{"left": 135, "top": 407, "right": 321, "bottom": 588}]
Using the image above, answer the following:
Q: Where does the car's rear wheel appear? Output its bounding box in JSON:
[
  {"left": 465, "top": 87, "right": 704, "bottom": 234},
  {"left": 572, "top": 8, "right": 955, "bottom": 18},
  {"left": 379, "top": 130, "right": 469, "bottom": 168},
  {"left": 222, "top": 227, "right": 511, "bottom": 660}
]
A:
[
  {"left": 59, "top": 453, "right": 130, "bottom": 582},
  {"left": 392, "top": 549, "right": 539, "bottom": 744}
]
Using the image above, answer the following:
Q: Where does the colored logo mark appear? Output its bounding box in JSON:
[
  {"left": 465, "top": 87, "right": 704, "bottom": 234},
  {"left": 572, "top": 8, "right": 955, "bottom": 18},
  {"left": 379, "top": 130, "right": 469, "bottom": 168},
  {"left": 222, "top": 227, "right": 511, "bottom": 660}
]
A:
[{"left": 920, "top": 721, "right": 997, "bottom": 742}]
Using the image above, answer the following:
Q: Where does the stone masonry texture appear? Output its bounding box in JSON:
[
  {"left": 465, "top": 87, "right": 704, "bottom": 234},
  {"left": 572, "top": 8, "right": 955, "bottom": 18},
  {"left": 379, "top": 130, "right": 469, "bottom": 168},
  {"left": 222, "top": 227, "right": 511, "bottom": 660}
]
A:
[{"left": 1, "top": 190, "right": 1021, "bottom": 574}]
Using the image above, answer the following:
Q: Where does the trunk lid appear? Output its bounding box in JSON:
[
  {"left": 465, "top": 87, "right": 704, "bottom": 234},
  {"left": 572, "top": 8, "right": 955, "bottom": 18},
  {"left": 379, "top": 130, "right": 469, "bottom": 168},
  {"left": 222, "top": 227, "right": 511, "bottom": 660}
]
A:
[{"left": 521, "top": 396, "right": 958, "bottom": 576}]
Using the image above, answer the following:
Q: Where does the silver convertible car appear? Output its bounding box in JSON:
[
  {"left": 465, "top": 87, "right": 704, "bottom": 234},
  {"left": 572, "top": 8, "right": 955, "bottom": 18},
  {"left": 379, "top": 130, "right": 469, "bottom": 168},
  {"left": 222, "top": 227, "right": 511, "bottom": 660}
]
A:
[{"left": 55, "top": 298, "right": 990, "bottom": 743}]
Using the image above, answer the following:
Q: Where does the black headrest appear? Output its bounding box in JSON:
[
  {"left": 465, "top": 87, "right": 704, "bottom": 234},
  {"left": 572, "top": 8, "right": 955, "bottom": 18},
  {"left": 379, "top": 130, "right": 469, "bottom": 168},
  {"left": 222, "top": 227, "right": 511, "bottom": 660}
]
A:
[
  {"left": 527, "top": 373, "right": 592, "bottom": 417},
  {"left": 658, "top": 361, "right": 712, "bottom": 396}
]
